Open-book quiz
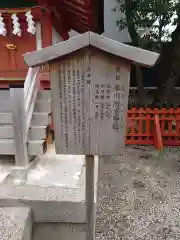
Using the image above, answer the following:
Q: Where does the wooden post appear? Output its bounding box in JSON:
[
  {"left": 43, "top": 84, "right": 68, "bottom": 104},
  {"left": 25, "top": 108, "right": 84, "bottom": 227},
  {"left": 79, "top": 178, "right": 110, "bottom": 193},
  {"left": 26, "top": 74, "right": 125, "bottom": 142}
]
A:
[
  {"left": 36, "top": 22, "right": 43, "bottom": 50},
  {"left": 154, "top": 114, "right": 163, "bottom": 151},
  {"left": 10, "top": 86, "right": 28, "bottom": 166},
  {"left": 85, "top": 155, "right": 95, "bottom": 240},
  {"left": 41, "top": 14, "right": 53, "bottom": 48}
]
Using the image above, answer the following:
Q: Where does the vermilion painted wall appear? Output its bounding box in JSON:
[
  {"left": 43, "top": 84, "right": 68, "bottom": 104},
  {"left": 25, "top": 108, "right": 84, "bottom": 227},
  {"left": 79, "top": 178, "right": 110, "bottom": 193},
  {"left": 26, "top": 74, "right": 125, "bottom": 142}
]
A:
[
  {"left": 0, "top": 12, "right": 54, "bottom": 80},
  {"left": 0, "top": 18, "right": 36, "bottom": 79}
]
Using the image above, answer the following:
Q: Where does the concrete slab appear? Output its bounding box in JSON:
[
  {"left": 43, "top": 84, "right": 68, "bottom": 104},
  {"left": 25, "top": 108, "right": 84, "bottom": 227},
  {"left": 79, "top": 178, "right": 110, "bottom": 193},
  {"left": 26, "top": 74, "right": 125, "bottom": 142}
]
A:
[
  {"left": 0, "top": 144, "right": 99, "bottom": 223},
  {"left": 0, "top": 185, "right": 86, "bottom": 223},
  {"left": 0, "top": 144, "right": 86, "bottom": 188},
  {"left": 27, "top": 144, "right": 85, "bottom": 188},
  {"left": 33, "top": 223, "right": 87, "bottom": 240},
  {"left": 0, "top": 207, "right": 32, "bottom": 240}
]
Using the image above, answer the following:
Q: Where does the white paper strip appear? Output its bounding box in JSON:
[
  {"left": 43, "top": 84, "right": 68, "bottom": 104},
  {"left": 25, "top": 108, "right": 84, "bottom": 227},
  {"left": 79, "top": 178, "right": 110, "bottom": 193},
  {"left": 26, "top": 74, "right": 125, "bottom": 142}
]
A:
[
  {"left": 25, "top": 11, "right": 36, "bottom": 35},
  {"left": 11, "top": 14, "right": 22, "bottom": 36},
  {"left": 0, "top": 14, "right": 7, "bottom": 36}
]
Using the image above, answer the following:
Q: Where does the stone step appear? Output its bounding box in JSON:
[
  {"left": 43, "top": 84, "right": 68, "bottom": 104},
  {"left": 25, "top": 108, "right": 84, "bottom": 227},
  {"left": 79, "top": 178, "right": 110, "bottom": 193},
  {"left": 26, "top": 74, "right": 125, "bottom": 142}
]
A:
[
  {"left": 0, "top": 99, "right": 11, "bottom": 112},
  {"left": 28, "top": 140, "right": 47, "bottom": 155},
  {"left": 0, "top": 89, "right": 10, "bottom": 112},
  {"left": 0, "top": 89, "right": 9, "bottom": 94},
  {"left": 0, "top": 125, "right": 48, "bottom": 140},
  {"left": 0, "top": 207, "right": 32, "bottom": 240},
  {"left": 0, "top": 112, "right": 51, "bottom": 125},
  {"left": 0, "top": 90, "right": 9, "bottom": 101},
  {"left": 31, "top": 112, "right": 52, "bottom": 126},
  {"left": 0, "top": 113, "right": 12, "bottom": 124},
  {"left": 35, "top": 100, "right": 51, "bottom": 113},
  {"left": 0, "top": 100, "right": 52, "bottom": 112},
  {"left": 37, "top": 90, "right": 51, "bottom": 101},
  {"left": 28, "top": 126, "right": 49, "bottom": 140},
  {"left": 0, "top": 125, "right": 13, "bottom": 139},
  {"left": 0, "top": 90, "right": 52, "bottom": 112},
  {"left": 0, "top": 139, "right": 47, "bottom": 155},
  {"left": 0, "top": 90, "right": 52, "bottom": 101}
]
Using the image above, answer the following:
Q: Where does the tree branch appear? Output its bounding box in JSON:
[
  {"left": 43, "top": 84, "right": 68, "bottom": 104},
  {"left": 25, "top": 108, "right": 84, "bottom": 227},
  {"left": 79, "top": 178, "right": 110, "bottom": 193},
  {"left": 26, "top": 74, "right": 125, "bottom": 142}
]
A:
[{"left": 124, "top": 0, "right": 141, "bottom": 46}]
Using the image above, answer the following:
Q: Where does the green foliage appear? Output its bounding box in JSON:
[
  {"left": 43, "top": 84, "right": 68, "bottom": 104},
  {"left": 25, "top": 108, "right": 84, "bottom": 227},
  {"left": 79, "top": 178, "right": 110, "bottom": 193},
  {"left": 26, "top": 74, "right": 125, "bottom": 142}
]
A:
[
  {"left": 0, "top": 0, "right": 37, "bottom": 8},
  {"left": 114, "top": 0, "right": 180, "bottom": 48}
]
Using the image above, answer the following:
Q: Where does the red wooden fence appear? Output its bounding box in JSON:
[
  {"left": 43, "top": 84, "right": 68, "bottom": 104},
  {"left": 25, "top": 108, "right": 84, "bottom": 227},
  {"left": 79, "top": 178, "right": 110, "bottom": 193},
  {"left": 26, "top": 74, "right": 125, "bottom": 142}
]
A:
[{"left": 127, "top": 108, "right": 180, "bottom": 149}]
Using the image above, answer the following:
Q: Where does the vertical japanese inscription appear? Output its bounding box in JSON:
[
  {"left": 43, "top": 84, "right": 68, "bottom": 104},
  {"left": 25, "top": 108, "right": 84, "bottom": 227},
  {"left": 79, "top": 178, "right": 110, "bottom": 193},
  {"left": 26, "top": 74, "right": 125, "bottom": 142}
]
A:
[
  {"left": 71, "top": 62, "right": 77, "bottom": 147},
  {"left": 112, "top": 66, "right": 125, "bottom": 132},
  {"left": 71, "top": 58, "right": 86, "bottom": 150},
  {"left": 67, "top": 62, "right": 72, "bottom": 125},
  {"left": 58, "top": 57, "right": 87, "bottom": 152},
  {"left": 76, "top": 61, "right": 81, "bottom": 146},
  {"left": 59, "top": 66, "right": 64, "bottom": 145},
  {"left": 93, "top": 84, "right": 113, "bottom": 120},
  {"left": 55, "top": 54, "right": 130, "bottom": 155},
  {"left": 92, "top": 65, "right": 125, "bottom": 133},
  {"left": 64, "top": 63, "right": 68, "bottom": 148},
  {"left": 81, "top": 61, "right": 85, "bottom": 149}
]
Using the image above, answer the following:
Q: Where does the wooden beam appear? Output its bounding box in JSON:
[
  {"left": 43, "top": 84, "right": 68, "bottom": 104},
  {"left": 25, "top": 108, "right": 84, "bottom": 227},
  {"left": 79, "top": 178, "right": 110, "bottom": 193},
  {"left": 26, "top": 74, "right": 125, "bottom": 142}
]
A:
[
  {"left": 41, "top": 14, "right": 53, "bottom": 48},
  {"left": 1, "top": 6, "right": 45, "bottom": 21},
  {"left": 10, "top": 87, "right": 28, "bottom": 166},
  {"left": 63, "top": 0, "right": 92, "bottom": 9},
  {"left": 85, "top": 155, "right": 95, "bottom": 240},
  {"left": 51, "top": 14, "right": 69, "bottom": 40},
  {"left": 36, "top": 22, "right": 43, "bottom": 50}
]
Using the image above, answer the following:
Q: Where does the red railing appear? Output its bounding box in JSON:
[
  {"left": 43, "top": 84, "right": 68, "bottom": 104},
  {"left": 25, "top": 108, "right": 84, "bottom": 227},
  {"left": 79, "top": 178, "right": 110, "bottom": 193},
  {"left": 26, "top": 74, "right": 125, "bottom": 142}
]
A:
[
  {"left": 159, "top": 110, "right": 180, "bottom": 146},
  {"left": 126, "top": 108, "right": 154, "bottom": 146},
  {"left": 127, "top": 108, "right": 180, "bottom": 149}
]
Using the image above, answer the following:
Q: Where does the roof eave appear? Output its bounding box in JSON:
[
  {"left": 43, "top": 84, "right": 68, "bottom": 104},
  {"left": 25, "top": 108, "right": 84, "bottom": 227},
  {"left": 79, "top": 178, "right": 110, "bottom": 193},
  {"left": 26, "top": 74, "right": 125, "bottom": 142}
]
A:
[
  {"left": 24, "top": 32, "right": 89, "bottom": 67},
  {"left": 90, "top": 32, "right": 159, "bottom": 68},
  {"left": 24, "top": 32, "right": 159, "bottom": 68}
]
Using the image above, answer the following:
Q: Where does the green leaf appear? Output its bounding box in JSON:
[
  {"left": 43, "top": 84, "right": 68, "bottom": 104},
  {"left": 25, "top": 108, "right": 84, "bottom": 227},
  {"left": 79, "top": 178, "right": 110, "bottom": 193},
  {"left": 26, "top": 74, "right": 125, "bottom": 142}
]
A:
[{"left": 114, "top": 0, "right": 179, "bottom": 46}]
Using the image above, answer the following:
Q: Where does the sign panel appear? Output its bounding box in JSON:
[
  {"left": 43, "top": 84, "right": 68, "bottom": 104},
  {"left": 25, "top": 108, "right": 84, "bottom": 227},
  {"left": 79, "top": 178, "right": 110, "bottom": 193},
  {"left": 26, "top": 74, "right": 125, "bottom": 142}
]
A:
[
  {"left": 89, "top": 52, "right": 130, "bottom": 154},
  {"left": 51, "top": 49, "right": 130, "bottom": 155}
]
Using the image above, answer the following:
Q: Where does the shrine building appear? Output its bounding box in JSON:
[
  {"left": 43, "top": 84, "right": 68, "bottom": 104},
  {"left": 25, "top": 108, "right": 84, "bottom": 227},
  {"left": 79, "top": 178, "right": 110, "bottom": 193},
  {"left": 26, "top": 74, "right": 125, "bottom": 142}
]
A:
[{"left": 0, "top": 0, "right": 104, "bottom": 87}]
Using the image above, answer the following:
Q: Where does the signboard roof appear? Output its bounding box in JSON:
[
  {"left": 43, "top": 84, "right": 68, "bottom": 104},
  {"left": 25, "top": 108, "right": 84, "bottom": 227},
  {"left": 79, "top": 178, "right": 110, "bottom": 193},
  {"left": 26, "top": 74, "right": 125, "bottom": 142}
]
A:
[{"left": 24, "top": 31, "right": 159, "bottom": 68}]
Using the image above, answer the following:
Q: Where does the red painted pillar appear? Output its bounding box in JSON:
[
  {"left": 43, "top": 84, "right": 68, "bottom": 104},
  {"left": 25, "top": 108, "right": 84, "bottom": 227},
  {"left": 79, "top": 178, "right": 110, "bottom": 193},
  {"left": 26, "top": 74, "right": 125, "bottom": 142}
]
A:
[
  {"left": 40, "top": 13, "right": 52, "bottom": 80},
  {"left": 41, "top": 13, "right": 52, "bottom": 48}
]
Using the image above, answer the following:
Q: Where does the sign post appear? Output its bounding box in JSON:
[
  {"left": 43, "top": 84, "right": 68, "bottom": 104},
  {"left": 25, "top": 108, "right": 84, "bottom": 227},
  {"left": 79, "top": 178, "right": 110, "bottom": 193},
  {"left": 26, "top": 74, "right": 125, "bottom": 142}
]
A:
[
  {"left": 24, "top": 31, "right": 159, "bottom": 240},
  {"left": 85, "top": 155, "right": 95, "bottom": 240}
]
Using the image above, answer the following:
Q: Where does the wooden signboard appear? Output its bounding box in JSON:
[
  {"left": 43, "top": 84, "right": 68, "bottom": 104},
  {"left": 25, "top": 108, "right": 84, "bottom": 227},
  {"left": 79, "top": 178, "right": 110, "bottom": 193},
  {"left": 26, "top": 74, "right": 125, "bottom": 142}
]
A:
[
  {"left": 24, "top": 31, "right": 159, "bottom": 155},
  {"left": 50, "top": 49, "right": 130, "bottom": 155},
  {"left": 24, "top": 31, "right": 159, "bottom": 240}
]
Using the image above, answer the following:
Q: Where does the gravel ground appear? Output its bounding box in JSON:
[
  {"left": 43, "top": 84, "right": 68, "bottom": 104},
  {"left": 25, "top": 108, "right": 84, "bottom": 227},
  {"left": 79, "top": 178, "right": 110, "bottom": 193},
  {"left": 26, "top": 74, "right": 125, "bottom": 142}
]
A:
[{"left": 96, "top": 146, "right": 180, "bottom": 240}]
